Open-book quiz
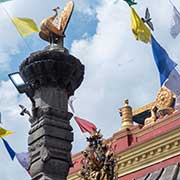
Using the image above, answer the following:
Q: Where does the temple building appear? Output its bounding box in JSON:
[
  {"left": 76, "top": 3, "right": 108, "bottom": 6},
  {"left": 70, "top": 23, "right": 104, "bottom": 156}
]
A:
[{"left": 68, "top": 87, "right": 180, "bottom": 180}]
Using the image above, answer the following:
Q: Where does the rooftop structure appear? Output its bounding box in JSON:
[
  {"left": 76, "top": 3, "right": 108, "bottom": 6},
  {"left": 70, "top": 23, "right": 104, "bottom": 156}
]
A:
[{"left": 68, "top": 87, "right": 180, "bottom": 180}]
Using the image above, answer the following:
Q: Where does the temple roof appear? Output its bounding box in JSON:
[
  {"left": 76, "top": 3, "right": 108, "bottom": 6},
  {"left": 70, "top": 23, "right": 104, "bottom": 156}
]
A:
[
  {"left": 68, "top": 88, "right": 180, "bottom": 180},
  {"left": 135, "top": 163, "right": 180, "bottom": 180}
]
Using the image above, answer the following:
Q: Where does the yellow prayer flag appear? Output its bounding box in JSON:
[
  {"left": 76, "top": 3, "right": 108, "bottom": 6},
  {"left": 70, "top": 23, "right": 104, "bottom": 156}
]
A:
[
  {"left": 11, "top": 17, "right": 39, "bottom": 37},
  {"left": 0, "top": 127, "right": 13, "bottom": 138},
  {"left": 131, "top": 7, "right": 151, "bottom": 43}
]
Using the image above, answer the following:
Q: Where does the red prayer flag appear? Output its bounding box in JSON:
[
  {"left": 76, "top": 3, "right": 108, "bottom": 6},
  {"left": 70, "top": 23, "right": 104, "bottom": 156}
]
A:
[{"left": 74, "top": 116, "right": 97, "bottom": 135}]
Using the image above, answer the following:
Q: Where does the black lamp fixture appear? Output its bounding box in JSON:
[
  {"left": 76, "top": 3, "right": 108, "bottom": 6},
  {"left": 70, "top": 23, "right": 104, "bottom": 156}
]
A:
[
  {"left": 8, "top": 72, "right": 27, "bottom": 93},
  {"left": 8, "top": 72, "right": 34, "bottom": 105},
  {"left": 9, "top": 72, "right": 35, "bottom": 115}
]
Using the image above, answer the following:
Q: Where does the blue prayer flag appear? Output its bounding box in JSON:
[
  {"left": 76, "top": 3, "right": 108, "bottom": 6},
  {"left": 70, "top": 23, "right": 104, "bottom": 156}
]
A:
[
  {"left": 151, "top": 35, "right": 177, "bottom": 86},
  {"left": 1, "top": 138, "right": 30, "bottom": 174},
  {"left": 2, "top": 138, "right": 16, "bottom": 160}
]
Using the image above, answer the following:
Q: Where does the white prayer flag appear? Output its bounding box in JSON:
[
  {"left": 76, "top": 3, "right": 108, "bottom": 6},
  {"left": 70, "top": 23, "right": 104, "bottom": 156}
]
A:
[
  {"left": 16, "top": 152, "right": 29, "bottom": 170},
  {"left": 170, "top": 1, "right": 180, "bottom": 38},
  {"left": 175, "top": 95, "right": 180, "bottom": 110},
  {"left": 165, "top": 69, "right": 180, "bottom": 96},
  {"left": 164, "top": 69, "right": 180, "bottom": 109}
]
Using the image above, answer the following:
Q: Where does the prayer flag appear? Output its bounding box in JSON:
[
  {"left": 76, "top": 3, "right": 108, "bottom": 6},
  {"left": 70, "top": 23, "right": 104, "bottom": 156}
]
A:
[
  {"left": 16, "top": 152, "right": 29, "bottom": 170},
  {"left": 164, "top": 69, "right": 180, "bottom": 110},
  {"left": 1, "top": 138, "right": 30, "bottom": 174},
  {"left": 2, "top": 138, "right": 15, "bottom": 160},
  {"left": 0, "top": 0, "right": 11, "bottom": 2},
  {"left": 170, "top": 1, "right": 180, "bottom": 38},
  {"left": 74, "top": 116, "right": 97, "bottom": 135},
  {"left": 165, "top": 69, "right": 180, "bottom": 96},
  {"left": 0, "top": 127, "right": 13, "bottom": 138},
  {"left": 151, "top": 35, "right": 177, "bottom": 86},
  {"left": 131, "top": 7, "right": 151, "bottom": 43},
  {"left": 11, "top": 17, "right": 39, "bottom": 37},
  {"left": 124, "top": 0, "right": 137, "bottom": 7},
  {"left": 175, "top": 96, "right": 180, "bottom": 110}
]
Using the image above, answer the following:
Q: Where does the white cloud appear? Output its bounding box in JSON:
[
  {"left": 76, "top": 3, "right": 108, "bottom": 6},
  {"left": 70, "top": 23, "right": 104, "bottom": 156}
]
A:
[
  {"left": 0, "top": 52, "right": 11, "bottom": 72},
  {"left": 74, "top": 0, "right": 98, "bottom": 16},
  {"left": 71, "top": 0, "right": 180, "bottom": 152}
]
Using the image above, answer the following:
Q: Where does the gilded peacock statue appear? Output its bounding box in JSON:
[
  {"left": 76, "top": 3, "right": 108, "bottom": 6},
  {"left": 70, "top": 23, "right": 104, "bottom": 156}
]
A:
[{"left": 39, "top": 0, "right": 74, "bottom": 47}]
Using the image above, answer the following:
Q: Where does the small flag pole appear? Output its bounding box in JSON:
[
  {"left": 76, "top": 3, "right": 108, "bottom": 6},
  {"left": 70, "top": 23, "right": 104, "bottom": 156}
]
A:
[
  {"left": 169, "top": 0, "right": 174, "bottom": 6},
  {"left": 176, "top": 66, "right": 180, "bottom": 72},
  {"left": 169, "top": 0, "right": 179, "bottom": 12},
  {"left": 169, "top": 0, "right": 180, "bottom": 14},
  {"left": 0, "top": 112, "right": 1, "bottom": 124}
]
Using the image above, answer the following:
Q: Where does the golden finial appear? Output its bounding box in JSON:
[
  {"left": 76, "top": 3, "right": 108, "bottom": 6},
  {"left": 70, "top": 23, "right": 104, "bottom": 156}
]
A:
[
  {"left": 119, "top": 99, "right": 134, "bottom": 129},
  {"left": 124, "top": 99, "right": 129, "bottom": 106}
]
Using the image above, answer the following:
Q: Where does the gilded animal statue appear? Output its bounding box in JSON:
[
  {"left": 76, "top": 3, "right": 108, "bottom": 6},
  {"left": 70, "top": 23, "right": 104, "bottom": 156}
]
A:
[
  {"left": 144, "top": 106, "right": 158, "bottom": 125},
  {"left": 39, "top": 1, "right": 74, "bottom": 47}
]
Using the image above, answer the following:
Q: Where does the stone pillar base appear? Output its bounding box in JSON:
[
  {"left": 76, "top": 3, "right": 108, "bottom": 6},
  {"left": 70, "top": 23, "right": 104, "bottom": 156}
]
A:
[{"left": 28, "top": 107, "right": 73, "bottom": 180}]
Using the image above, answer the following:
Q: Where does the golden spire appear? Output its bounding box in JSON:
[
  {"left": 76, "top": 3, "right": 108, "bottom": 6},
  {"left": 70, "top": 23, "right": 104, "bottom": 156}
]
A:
[{"left": 119, "top": 99, "right": 134, "bottom": 129}]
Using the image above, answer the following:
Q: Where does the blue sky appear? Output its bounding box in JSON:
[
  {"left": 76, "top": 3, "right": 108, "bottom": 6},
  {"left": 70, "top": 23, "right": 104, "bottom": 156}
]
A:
[{"left": 0, "top": 0, "right": 180, "bottom": 179}]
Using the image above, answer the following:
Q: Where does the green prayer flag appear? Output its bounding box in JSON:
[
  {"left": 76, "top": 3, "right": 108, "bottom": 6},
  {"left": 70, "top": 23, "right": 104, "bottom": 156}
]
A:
[
  {"left": 0, "top": 0, "right": 11, "bottom": 3},
  {"left": 124, "top": 0, "right": 137, "bottom": 6}
]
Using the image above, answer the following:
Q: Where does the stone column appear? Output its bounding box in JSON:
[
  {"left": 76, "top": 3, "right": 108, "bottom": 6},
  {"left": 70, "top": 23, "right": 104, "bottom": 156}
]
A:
[{"left": 19, "top": 48, "right": 84, "bottom": 180}]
